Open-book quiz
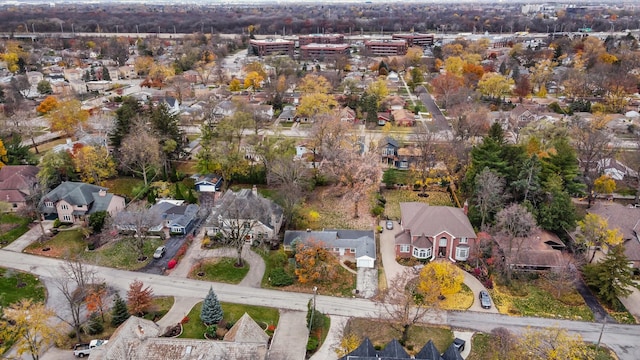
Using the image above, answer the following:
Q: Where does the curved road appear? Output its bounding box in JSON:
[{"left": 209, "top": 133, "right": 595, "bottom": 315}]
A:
[{"left": 1, "top": 250, "right": 638, "bottom": 360}]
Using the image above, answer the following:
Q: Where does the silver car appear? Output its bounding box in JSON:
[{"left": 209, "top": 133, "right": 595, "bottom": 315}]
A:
[
  {"left": 479, "top": 290, "right": 492, "bottom": 309},
  {"left": 153, "top": 246, "right": 166, "bottom": 259}
]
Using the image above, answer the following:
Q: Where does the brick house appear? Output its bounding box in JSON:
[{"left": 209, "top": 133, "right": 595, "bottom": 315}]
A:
[
  {"left": 39, "top": 182, "right": 125, "bottom": 223},
  {"left": 395, "top": 202, "right": 477, "bottom": 262},
  {"left": 0, "top": 165, "right": 39, "bottom": 212}
]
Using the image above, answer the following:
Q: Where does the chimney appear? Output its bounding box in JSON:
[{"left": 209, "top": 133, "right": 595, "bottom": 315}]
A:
[
  {"left": 463, "top": 200, "right": 469, "bottom": 215},
  {"left": 66, "top": 138, "right": 72, "bottom": 145},
  {"left": 98, "top": 189, "right": 107, "bottom": 197},
  {"left": 252, "top": 185, "right": 258, "bottom": 197}
]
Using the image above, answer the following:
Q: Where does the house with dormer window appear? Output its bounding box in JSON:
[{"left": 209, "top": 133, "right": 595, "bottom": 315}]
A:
[{"left": 395, "top": 202, "right": 477, "bottom": 262}]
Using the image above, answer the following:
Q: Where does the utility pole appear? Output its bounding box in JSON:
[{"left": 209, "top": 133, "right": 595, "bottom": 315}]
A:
[{"left": 308, "top": 286, "right": 318, "bottom": 334}]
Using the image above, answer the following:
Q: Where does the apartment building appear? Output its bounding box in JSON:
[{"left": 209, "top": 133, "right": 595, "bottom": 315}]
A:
[
  {"left": 300, "top": 43, "right": 350, "bottom": 59},
  {"left": 249, "top": 39, "right": 295, "bottom": 57},
  {"left": 298, "top": 33, "right": 345, "bottom": 46},
  {"left": 392, "top": 33, "right": 435, "bottom": 47},
  {"left": 364, "top": 39, "right": 408, "bottom": 56}
]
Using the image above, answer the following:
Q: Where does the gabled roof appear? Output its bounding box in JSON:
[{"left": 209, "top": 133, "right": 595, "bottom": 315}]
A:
[
  {"left": 415, "top": 340, "right": 442, "bottom": 360},
  {"left": 400, "top": 202, "right": 476, "bottom": 239},
  {"left": 40, "top": 181, "right": 115, "bottom": 214},
  {"left": 209, "top": 188, "right": 283, "bottom": 230},
  {"left": 339, "top": 337, "right": 376, "bottom": 359},
  {"left": 0, "top": 165, "right": 39, "bottom": 191},
  {"left": 381, "top": 137, "right": 399, "bottom": 148},
  {"left": 378, "top": 339, "right": 410, "bottom": 358},
  {"left": 223, "top": 312, "right": 270, "bottom": 344},
  {"left": 441, "top": 344, "right": 464, "bottom": 360},
  {"left": 285, "top": 229, "right": 376, "bottom": 260}
]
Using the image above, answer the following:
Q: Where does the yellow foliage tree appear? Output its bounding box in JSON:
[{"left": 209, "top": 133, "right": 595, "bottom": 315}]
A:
[
  {"left": 298, "top": 74, "right": 332, "bottom": 95},
  {"left": 335, "top": 332, "right": 361, "bottom": 357},
  {"left": 0, "top": 299, "right": 61, "bottom": 359},
  {"left": 229, "top": 78, "right": 242, "bottom": 92},
  {"left": 365, "top": 78, "right": 389, "bottom": 106},
  {"left": 134, "top": 56, "right": 155, "bottom": 76},
  {"left": 0, "top": 139, "right": 7, "bottom": 169},
  {"left": 418, "top": 261, "right": 464, "bottom": 297},
  {"left": 516, "top": 327, "right": 595, "bottom": 360},
  {"left": 46, "top": 99, "right": 89, "bottom": 137},
  {"left": 594, "top": 174, "right": 616, "bottom": 195},
  {"left": 577, "top": 213, "right": 623, "bottom": 262},
  {"left": 73, "top": 145, "right": 117, "bottom": 185},
  {"left": 405, "top": 46, "right": 423, "bottom": 67},
  {"left": 244, "top": 71, "right": 264, "bottom": 90},
  {"left": 477, "top": 72, "right": 514, "bottom": 100},
  {"left": 444, "top": 56, "right": 465, "bottom": 77},
  {"left": 36, "top": 95, "right": 59, "bottom": 115},
  {"left": 243, "top": 61, "right": 267, "bottom": 79},
  {"left": 2, "top": 52, "right": 20, "bottom": 73}
]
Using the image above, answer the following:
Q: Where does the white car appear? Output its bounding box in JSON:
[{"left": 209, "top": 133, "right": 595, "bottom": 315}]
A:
[{"left": 153, "top": 246, "right": 166, "bottom": 259}]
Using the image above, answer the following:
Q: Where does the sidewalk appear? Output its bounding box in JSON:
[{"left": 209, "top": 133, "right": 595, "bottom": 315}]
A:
[
  {"left": 310, "top": 315, "right": 349, "bottom": 360},
  {"left": 3, "top": 220, "right": 53, "bottom": 252},
  {"left": 619, "top": 282, "right": 640, "bottom": 322}
]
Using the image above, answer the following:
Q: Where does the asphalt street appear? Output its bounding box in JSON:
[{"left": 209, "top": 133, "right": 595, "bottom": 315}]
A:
[{"left": 1, "top": 250, "right": 638, "bottom": 360}]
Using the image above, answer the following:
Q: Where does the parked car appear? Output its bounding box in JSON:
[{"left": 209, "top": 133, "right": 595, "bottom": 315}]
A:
[
  {"left": 153, "top": 246, "right": 167, "bottom": 259},
  {"left": 386, "top": 220, "right": 394, "bottom": 230},
  {"left": 74, "top": 339, "right": 108, "bottom": 357},
  {"left": 479, "top": 290, "right": 492, "bottom": 309},
  {"left": 453, "top": 337, "right": 466, "bottom": 352}
]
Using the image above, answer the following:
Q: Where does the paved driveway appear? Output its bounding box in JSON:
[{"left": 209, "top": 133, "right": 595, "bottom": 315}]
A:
[
  {"left": 268, "top": 310, "right": 309, "bottom": 360},
  {"left": 379, "top": 220, "right": 407, "bottom": 288}
]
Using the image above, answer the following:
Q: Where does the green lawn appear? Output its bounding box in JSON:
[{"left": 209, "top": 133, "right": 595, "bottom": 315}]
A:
[
  {"left": 102, "top": 177, "right": 145, "bottom": 199},
  {"left": 189, "top": 257, "right": 249, "bottom": 284},
  {"left": 142, "top": 296, "right": 175, "bottom": 322},
  {"left": 25, "top": 228, "right": 86, "bottom": 257},
  {"left": 0, "top": 267, "right": 46, "bottom": 308},
  {"left": 180, "top": 301, "right": 279, "bottom": 339},
  {"left": 382, "top": 189, "right": 453, "bottom": 220},
  {"left": 0, "top": 213, "right": 32, "bottom": 246},
  {"left": 84, "top": 237, "right": 165, "bottom": 270}
]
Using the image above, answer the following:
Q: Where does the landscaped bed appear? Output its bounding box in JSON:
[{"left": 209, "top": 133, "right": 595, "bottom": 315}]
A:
[
  {"left": 188, "top": 257, "right": 249, "bottom": 284},
  {"left": 179, "top": 301, "right": 279, "bottom": 339}
]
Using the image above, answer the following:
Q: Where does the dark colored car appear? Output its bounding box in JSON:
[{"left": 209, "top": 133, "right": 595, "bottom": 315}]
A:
[
  {"left": 453, "top": 338, "right": 466, "bottom": 352},
  {"left": 386, "top": 220, "right": 394, "bottom": 230},
  {"left": 479, "top": 290, "right": 492, "bottom": 309}
]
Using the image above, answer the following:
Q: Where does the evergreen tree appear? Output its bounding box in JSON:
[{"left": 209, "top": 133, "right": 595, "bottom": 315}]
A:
[
  {"left": 86, "top": 312, "right": 104, "bottom": 335},
  {"left": 111, "top": 293, "right": 130, "bottom": 327},
  {"left": 109, "top": 97, "right": 142, "bottom": 149},
  {"left": 583, "top": 245, "right": 634, "bottom": 305},
  {"left": 200, "top": 287, "right": 224, "bottom": 325},
  {"left": 102, "top": 66, "right": 111, "bottom": 81},
  {"left": 90, "top": 67, "right": 96, "bottom": 81},
  {"left": 83, "top": 70, "right": 91, "bottom": 82}
]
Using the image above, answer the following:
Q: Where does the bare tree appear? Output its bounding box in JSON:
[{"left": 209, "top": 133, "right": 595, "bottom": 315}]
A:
[
  {"left": 51, "top": 257, "right": 99, "bottom": 342},
  {"left": 411, "top": 122, "right": 437, "bottom": 194},
  {"left": 330, "top": 149, "right": 381, "bottom": 218},
  {"left": 119, "top": 121, "right": 162, "bottom": 186},
  {"left": 495, "top": 203, "right": 538, "bottom": 281},
  {"left": 268, "top": 156, "right": 311, "bottom": 227},
  {"left": 376, "top": 269, "right": 440, "bottom": 345},
  {"left": 111, "top": 202, "right": 163, "bottom": 260},
  {"left": 474, "top": 167, "right": 506, "bottom": 230}
]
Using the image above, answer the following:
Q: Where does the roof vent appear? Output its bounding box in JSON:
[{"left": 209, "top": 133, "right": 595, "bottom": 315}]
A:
[{"left": 306, "top": 228, "right": 311, "bottom": 232}]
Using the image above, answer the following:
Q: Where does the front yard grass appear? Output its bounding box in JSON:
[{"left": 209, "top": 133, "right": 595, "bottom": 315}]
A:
[
  {"left": 383, "top": 189, "right": 453, "bottom": 220},
  {"left": 180, "top": 301, "right": 279, "bottom": 339},
  {"left": 346, "top": 318, "right": 454, "bottom": 355},
  {"left": 0, "top": 267, "right": 46, "bottom": 308},
  {"left": 490, "top": 278, "right": 594, "bottom": 321},
  {"left": 102, "top": 176, "right": 145, "bottom": 199},
  {"left": 25, "top": 229, "right": 163, "bottom": 270},
  {"left": 0, "top": 213, "right": 32, "bottom": 246},
  {"left": 299, "top": 186, "right": 378, "bottom": 230},
  {"left": 141, "top": 296, "right": 175, "bottom": 322},
  {"left": 188, "top": 257, "right": 249, "bottom": 284}
]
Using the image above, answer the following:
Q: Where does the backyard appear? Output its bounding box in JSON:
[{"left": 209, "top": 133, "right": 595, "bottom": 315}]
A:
[{"left": 382, "top": 189, "right": 453, "bottom": 220}]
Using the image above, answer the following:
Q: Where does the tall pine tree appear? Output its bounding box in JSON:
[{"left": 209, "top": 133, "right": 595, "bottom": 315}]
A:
[
  {"left": 200, "top": 287, "right": 223, "bottom": 325},
  {"left": 584, "top": 245, "right": 634, "bottom": 305},
  {"left": 111, "top": 293, "right": 130, "bottom": 327}
]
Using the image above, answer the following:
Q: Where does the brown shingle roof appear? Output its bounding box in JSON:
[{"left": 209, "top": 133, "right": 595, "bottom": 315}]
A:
[{"left": 400, "top": 202, "right": 476, "bottom": 239}]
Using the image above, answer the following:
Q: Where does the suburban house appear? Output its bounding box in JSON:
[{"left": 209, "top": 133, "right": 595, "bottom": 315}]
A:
[
  {"left": 191, "top": 173, "right": 224, "bottom": 193},
  {"left": 338, "top": 106, "right": 357, "bottom": 123},
  {"left": 203, "top": 186, "right": 283, "bottom": 245},
  {"left": 341, "top": 338, "right": 463, "bottom": 360},
  {"left": 278, "top": 105, "right": 297, "bottom": 123},
  {"left": 597, "top": 158, "right": 638, "bottom": 181},
  {"left": 392, "top": 108, "right": 416, "bottom": 127},
  {"left": 39, "top": 182, "right": 125, "bottom": 223},
  {"left": 147, "top": 200, "right": 200, "bottom": 235},
  {"left": 0, "top": 165, "right": 39, "bottom": 212},
  {"left": 380, "top": 137, "right": 399, "bottom": 166},
  {"left": 494, "top": 230, "right": 570, "bottom": 270},
  {"left": 395, "top": 202, "right": 476, "bottom": 262},
  {"left": 89, "top": 314, "right": 269, "bottom": 360},
  {"left": 586, "top": 202, "right": 640, "bottom": 269},
  {"left": 283, "top": 229, "right": 376, "bottom": 269}
]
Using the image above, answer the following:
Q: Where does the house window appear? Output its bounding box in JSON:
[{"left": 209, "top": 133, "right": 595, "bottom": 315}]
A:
[
  {"left": 350, "top": 248, "right": 355, "bottom": 253},
  {"left": 243, "top": 222, "right": 251, "bottom": 229},
  {"left": 455, "top": 246, "right": 469, "bottom": 261},
  {"left": 61, "top": 204, "right": 69, "bottom": 210},
  {"left": 62, "top": 215, "right": 72, "bottom": 223},
  {"left": 413, "top": 247, "right": 431, "bottom": 259},
  {"left": 400, "top": 160, "right": 408, "bottom": 168},
  {"left": 460, "top": 237, "right": 468, "bottom": 244},
  {"left": 45, "top": 201, "right": 54, "bottom": 208},
  {"left": 12, "top": 203, "right": 17, "bottom": 208},
  {"left": 400, "top": 244, "right": 410, "bottom": 253}
]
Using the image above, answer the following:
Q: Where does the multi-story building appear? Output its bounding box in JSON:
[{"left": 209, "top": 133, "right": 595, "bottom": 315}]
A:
[
  {"left": 364, "top": 39, "right": 408, "bottom": 56},
  {"left": 249, "top": 39, "right": 294, "bottom": 57},
  {"left": 392, "top": 33, "right": 435, "bottom": 47},
  {"left": 298, "top": 33, "right": 345, "bottom": 46},
  {"left": 300, "top": 43, "right": 350, "bottom": 60}
]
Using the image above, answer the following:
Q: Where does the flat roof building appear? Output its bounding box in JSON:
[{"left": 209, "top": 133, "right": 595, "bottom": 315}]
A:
[
  {"left": 249, "top": 39, "right": 294, "bottom": 57},
  {"left": 392, "top": 33, "right": 435, "bottom": 47},
  {"left": 299, "top": 33, "right": 345, "bottom": 46},
  {"left": 300, "top": 43, "right": 350, "bottom": 60},
  {"left": 364, "top": 39, "right": 408, "bottom": 56}
]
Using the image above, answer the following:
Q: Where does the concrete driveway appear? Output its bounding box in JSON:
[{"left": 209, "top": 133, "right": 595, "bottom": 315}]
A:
[
  {"left": 379, "top": 220, "right": 407, "bottom": 288},
  {"left": 268, "top": 310, "right": 309, "bottom": 360}
]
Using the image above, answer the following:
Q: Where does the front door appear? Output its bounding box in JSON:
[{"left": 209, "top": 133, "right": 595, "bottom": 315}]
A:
[{"left": 438, "top": 237, "right": 447, "bottom": 257}]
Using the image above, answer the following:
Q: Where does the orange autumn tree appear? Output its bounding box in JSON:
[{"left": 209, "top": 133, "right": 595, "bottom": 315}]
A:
[
  {"left": 126, "top": 280, "right": 154, "bottom": 317},
  {"left": 36, "top": 95, "right": 59, "bottom": 115},
  {"left": 294, "top": 239, "right": 339, "bottom": 284},
  {"left": 86, "top": 285, "right": 108, "bottom": 322}
]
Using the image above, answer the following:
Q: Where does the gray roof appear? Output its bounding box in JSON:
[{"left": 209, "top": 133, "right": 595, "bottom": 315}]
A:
[
  {"left": 208, "top": 188, "right": 283, "bottom": 230},
  {"left": 284, "top": 229, "right": 376, "bottom": 260},
  {"left": 378, "top": 339, "right": 410, "bottom": 358},
  {"left": 167, "top": 204, "right": 199, "bottom": 228},
  {"left": 223, "top": 312, "right": 270, "bottom": 344},
  {"left": 400, "top": 202, "right": 476, "bottom": 239},
  {"left": 441, "top": 344, "right": 464, "bottom": 360},
  {"left": 39, "top": 181, "right": 116, "bottom": 214},
  {"left": 415, "top": 340, "right": 442, "bottom": 360}
]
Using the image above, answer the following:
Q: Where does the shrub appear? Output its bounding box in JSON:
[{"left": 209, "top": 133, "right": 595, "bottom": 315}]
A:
[
  {"left": 205, "top": 325, "right": 217, "bottom": 338},
  {"left": 269, "top": 268, "right": 294, "bottom": 287},
  {"left": 167, "top": 259, "right": 178, "bottom": 269},
  {"left": 53, "top": 219, "right": 61, "bottom": 228},
  {"left": 371, "top": 205, "right": 384, "bottom": 217},
  {"left": 181, "top": 316, "right": 189, "bottom": 324},
  {"left": 306, "top": 337, "right": 318, "bottom": 351},
  {"left": 267, "top": 324, "right": 276, "bottom": 332},
  {"left": 87, "top": 242, "right": 96, "bottom": 251}
]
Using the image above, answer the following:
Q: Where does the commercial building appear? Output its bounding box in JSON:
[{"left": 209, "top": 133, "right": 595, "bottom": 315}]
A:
[
  {"left": 392, "top": 33, "right": 435, "bottom": 47},
  {"left": 300, "top": 43, "right": 350, "bottom": 59},
  {"left": 249, "top": 39, "right": 294, "bottom": 57},
  {"left": 298, "top": 33, "right": 345, "bottom": 46},
  {"left": 364, "top": 39, "right": 408, "bottom": 56}
]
